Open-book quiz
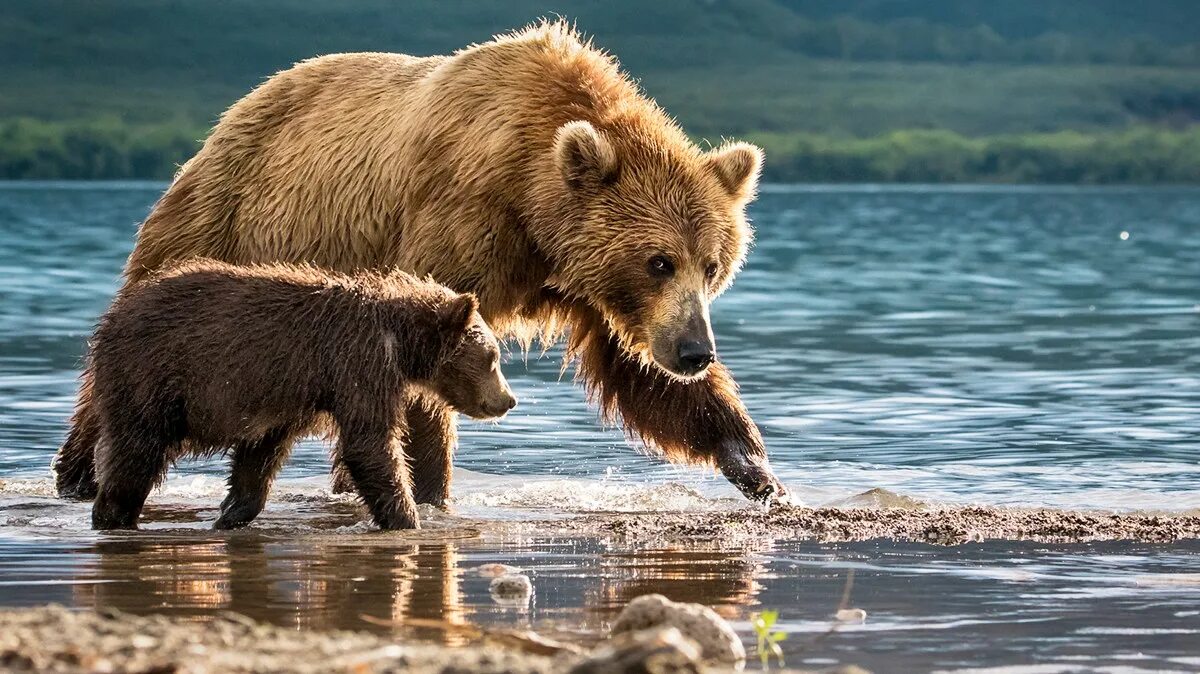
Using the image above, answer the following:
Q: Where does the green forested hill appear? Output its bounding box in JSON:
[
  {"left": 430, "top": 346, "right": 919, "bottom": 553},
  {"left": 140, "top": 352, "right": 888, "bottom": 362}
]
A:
[
  {"left": 777, "top": 0, "right": 1200, "bottom": 44},
  {"left": 3, "top": 0, "right": 1199, "bottom": 182}
]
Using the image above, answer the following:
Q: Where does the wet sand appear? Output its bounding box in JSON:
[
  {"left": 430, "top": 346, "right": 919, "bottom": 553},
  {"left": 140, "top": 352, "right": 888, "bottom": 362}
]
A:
[{"left": 569, "top": 503, "right": 1200, "bottom": 545}]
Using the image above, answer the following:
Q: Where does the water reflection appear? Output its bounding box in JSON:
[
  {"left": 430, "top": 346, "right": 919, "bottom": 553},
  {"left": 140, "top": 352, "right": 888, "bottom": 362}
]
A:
[
  {"left": 61, "top": 531, "right": 776, "bottom": 643},
  {"left": 593, "top": 545, "right": 769, "bottom": 621},
  {"left": 73, "top": 534, "right": 469, "bottom": 642}
]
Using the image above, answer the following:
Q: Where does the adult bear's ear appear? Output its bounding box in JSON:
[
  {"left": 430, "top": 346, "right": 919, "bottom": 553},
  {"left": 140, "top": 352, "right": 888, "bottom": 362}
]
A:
[
  {"left": 706, "top": 141, "right": 763, "bottom": 200},
  {"left": 554, "top": 121, "right": 618, "bottom": 189},
  {"left": 439, "top": 293, "right": 479, "bottom": 338}
]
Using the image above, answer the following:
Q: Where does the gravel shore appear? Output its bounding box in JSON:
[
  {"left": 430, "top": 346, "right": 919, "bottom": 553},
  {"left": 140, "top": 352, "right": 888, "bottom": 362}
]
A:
[
  {"left": 568, "top": 504, "right": 1200, "bottom": 545},
  {"left": 0, "top": 606, "right": 569, "bottom": 674},
  {"left": 0, "top": 606, "right": 874, "bottom": 674}
]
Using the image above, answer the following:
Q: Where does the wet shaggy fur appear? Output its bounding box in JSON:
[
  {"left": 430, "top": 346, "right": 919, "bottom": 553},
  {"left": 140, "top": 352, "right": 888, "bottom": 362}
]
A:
[
  {"left": 86, "top": 260, "right": 512, "bottom": 531},
  {"left": 56, "top": 21, "right": 785, "bottom": 504}
]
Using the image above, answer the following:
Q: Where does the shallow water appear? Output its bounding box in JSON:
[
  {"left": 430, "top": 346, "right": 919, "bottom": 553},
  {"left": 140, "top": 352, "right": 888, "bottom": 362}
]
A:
[{"left": 1, "top": 182, "right": 1198, "bottom": 670}]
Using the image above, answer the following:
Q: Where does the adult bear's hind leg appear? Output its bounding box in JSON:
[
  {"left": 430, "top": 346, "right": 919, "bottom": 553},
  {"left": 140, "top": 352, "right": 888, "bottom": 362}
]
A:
[{"left": 405, "top": 394, "right": 456, "bottom": 507}]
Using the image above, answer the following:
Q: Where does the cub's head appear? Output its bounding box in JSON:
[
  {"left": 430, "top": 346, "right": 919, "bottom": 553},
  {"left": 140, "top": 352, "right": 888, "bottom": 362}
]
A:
[
  {"left": 548, "top": 119, "right": 762, "bottom": 380},
  {"left": 429, "top": 293, "right": 517, "bottom": 419}
]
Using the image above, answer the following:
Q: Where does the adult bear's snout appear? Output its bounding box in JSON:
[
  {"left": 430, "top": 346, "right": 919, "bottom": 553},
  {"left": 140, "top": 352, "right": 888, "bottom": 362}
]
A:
[
  {"left": 652, "top": 293, "right": 717, "bottom": 378},
  {"left": 676, "top": 337, "right": 715, "bottom": 375}
]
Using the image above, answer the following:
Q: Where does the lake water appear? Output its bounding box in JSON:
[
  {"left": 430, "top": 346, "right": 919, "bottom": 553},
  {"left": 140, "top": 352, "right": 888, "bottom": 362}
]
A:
[{"left": 1, "top": 182, "right": 1198, "bottom": 671}]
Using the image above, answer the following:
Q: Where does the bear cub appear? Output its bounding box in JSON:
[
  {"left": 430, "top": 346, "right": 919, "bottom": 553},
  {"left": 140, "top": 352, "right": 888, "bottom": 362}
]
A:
[{"left": 84, "top": 259, "right": 516, "bottom": 531}]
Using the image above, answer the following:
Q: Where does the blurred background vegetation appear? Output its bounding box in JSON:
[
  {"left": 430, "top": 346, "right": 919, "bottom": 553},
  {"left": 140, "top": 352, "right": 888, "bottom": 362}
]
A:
[{"left": 3, "top": 0, "right": 1199, "bottom": 182}]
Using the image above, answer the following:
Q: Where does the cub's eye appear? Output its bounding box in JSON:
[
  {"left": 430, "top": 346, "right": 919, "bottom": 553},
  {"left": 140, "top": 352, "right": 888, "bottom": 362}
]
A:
[
  {"left": 704, "top": 263, "right": 719, "bottom": 281},
  {"left": 648, "top": 255, "right": 674, "bottom": 277}
]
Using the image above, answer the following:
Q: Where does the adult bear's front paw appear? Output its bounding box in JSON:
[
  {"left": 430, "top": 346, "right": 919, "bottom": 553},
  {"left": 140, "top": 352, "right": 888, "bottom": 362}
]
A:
[{"left": 718, "top": 448, "right": 788, "bottom": 505}]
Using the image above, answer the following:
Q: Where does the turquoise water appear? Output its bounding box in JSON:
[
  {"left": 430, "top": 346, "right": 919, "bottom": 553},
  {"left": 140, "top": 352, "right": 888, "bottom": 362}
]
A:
[
  {"left": 1, "top": 182, "right": 1198, "bottom": 671},
  {"left": 1, "top": 182, "right": 1197, "bottom": 508}
]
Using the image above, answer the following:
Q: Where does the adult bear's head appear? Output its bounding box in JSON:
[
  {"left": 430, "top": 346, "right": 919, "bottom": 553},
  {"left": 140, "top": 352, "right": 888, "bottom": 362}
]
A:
[{"left": 544, "top": 118, "right": 762, "bottom": 380}]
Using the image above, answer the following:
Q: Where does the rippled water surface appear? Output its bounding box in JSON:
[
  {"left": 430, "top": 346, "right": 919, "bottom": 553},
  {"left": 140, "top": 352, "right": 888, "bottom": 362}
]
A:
[{"left": 1, "top": 183, "right": 1198, "bottom": 671}]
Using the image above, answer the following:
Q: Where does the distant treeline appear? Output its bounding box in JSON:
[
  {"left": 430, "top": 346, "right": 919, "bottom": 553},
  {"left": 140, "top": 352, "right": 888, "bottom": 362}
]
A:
[
  {"left": 754, "top": 128, "right": 1200, "bottom": 183},
  {"left": 4, "top": 2, "right": 1200, "bottom": 150},
  {"left": 0, "top": 119, "right": 203, "bottom": 181},
  {"left": 738, "top": 12, "right": 1200, "bottom": 67},
  {"left": 3, "top": 119, "right": 1199, "bottom": 184}
]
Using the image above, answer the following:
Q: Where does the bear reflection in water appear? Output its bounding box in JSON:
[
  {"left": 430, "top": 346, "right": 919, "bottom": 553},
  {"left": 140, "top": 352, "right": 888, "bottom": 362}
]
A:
[
  {"left": 75, "top": 536, "right": 470, "bottom": 643},
  {"left": 71, "top": 532, "right": 765, "bottom": 644}
]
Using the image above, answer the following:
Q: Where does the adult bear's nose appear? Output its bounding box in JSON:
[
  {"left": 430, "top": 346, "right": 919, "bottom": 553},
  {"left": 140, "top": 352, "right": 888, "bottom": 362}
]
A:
[{"left": 676, "top": 339, "right": 715, "bottom": 374}]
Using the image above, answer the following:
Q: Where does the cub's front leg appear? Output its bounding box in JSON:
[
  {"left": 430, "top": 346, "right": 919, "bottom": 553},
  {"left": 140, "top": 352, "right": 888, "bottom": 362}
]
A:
[
  {"left": 329, "top": 394, "right": 455, "bottom": 508},
  {"left": 333, "top": 415, "right": 419, "bottom": 530}
]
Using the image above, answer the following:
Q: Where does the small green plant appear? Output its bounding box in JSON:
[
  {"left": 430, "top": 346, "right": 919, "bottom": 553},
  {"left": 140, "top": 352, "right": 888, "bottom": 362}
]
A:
[{"left": 751, "top": 609, "right": 788, "bottom": 669}]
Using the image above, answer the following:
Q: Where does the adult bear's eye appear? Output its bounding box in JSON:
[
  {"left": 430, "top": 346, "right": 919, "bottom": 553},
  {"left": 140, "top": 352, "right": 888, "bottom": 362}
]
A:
[
  {"left": 704, "top": 262, "right": 719, "bottom": 280},
  {"left": 648, "top": 255, "right": 674, "bottom": 277}
]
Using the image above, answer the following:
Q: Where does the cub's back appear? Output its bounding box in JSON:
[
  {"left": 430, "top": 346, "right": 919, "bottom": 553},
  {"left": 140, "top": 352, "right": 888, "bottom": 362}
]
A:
[{"left": 91, "top": 262, "right": 366, "bottom": 406}]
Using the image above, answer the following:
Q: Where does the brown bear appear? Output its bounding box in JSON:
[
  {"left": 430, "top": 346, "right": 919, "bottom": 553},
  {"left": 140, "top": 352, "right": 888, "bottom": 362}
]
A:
[
  {"left": 87, "top": 259, "right": 516, "bottom": 531},
  {"left": 55, "top": 21, "right": 786, "bottom": 505}
]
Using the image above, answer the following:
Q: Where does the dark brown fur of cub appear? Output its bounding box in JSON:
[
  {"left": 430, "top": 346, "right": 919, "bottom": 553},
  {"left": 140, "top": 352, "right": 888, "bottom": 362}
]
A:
[{"left": 86, "top": 259, "right": 513, "bottom": 531}]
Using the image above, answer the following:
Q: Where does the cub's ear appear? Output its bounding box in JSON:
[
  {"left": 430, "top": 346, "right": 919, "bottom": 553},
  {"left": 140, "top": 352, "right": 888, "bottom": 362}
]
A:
[
  {"left": 706, "top": 141, "right": 763, "bottom": 200},
  {"left": 554, "top": 120, "right": 618, "bottom": 189},
  {"left": 439, "top": 293, "right": 479, "bottom": 338}
]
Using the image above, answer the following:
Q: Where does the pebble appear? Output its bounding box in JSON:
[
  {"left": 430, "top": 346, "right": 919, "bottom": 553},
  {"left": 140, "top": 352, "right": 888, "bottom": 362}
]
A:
[
  {"left": 609, "top": 594, "right": 744, "bottom": 665},
  {"left": 489, "top": 573, "right": 533, "bottom": 607},
  {"left": 835, "top": 608, "right": 868, "bottom": 622}
]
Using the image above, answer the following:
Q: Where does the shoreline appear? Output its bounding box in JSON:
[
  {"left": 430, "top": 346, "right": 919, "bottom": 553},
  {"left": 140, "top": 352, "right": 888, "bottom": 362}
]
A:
[
  {"left": 0, "top": 605, "right": 868, "bottom": 674},
  {"left": 3, "top": 475, "right": 1200, "bottom": 545},
  {"left": 532, "top": 504, "right": 1200, "bottom": 546}
]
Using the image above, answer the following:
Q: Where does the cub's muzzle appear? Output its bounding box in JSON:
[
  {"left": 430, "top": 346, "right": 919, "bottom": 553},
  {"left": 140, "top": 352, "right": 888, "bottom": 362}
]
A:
[{"left": 483, "top": 392, "right": 518, "bottom": 418}]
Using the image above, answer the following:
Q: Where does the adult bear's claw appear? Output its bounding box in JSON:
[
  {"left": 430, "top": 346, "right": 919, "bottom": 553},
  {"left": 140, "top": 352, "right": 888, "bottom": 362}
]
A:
[{"left": 718, "top": 450, "right": 789, "bottom": 505}]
